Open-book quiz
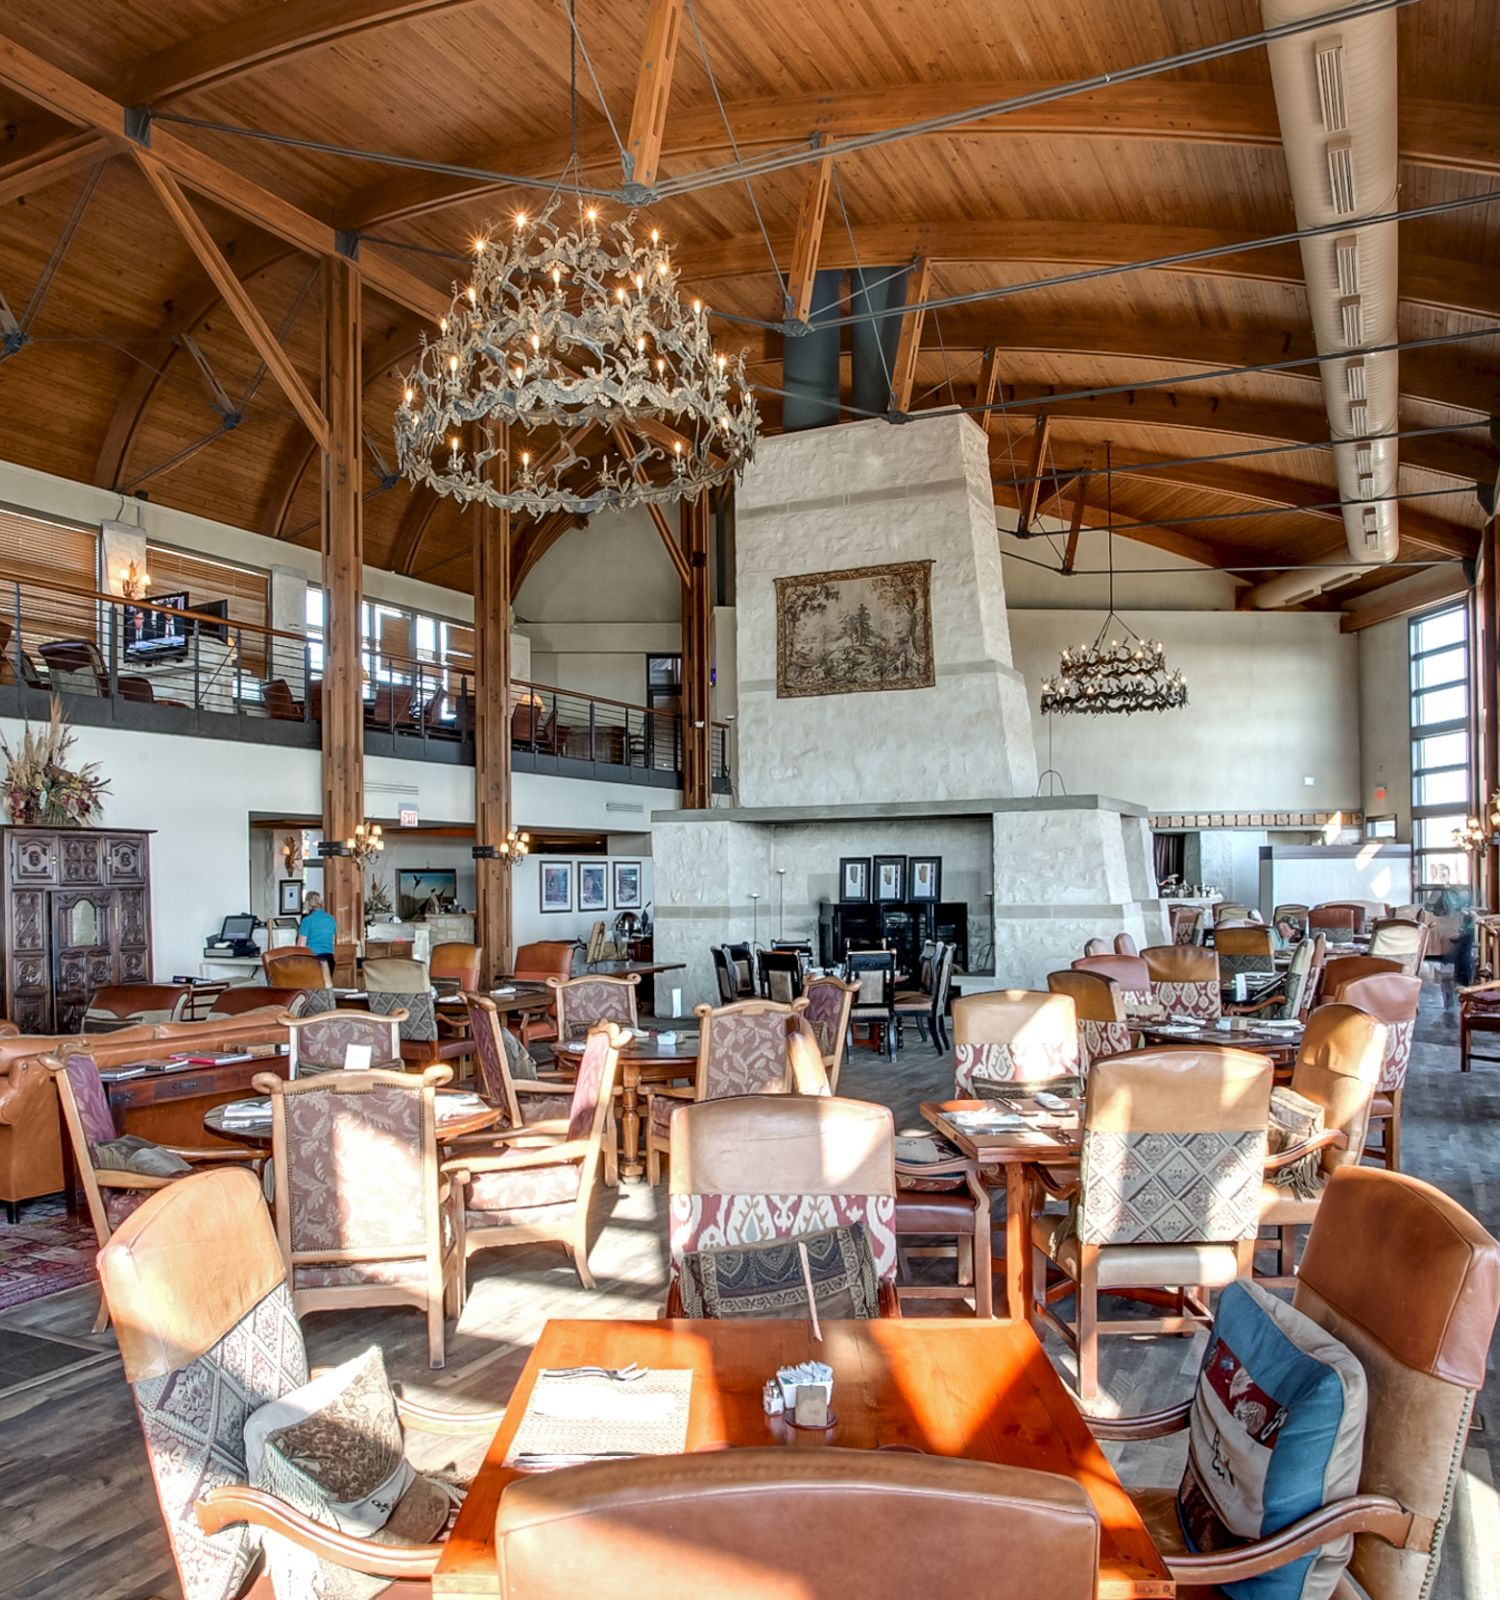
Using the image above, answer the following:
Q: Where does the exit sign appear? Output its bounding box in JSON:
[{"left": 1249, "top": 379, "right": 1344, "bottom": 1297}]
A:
[{"left": 399, "top": 807, "right": 418, "bottom": 828}]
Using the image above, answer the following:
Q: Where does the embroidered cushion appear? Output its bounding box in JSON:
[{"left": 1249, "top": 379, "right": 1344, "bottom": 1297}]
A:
[
  {"left": 894, "top": 1133, "right": 965, "bottom": 1192},
  {"left": 954, "top": 1036, "right": 1078, "bottom": 1094},
  {"left": 1178, "top": 1280, "right": 1366, "bottom": 1600},
  {"left": 1079, "top": 1128, "right": 1264, "bottom": 1246},
  {"left": 677, "top": 1224, "right": 880, "bottom": 1321},
  {"left": 669, "top": 1190, "right": 899, "bottom": 1283},
  {"left": 1266, "top": 1088, "right": 1325, "bottom": 1199},
  {"left": 90, "top": 1133, "right": 192, "bottom": 1178}
]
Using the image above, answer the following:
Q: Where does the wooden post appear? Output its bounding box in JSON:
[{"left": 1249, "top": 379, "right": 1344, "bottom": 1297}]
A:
[
  {"left": 888, "top": 256, "right": 931, "bottom": 413},
  {"left": 1477, "top": 515, "right": 1499, "bottom": 907},
  {"left": 474, "top": 438, "right": 514, "bottom": 982},
  {"left": 681, "top": 490, "right": 712, "bottom": 810},
  {"left": 320, "top": 255, "right": 364, "bottom": 979},
  {"left": 785, "top": 157, "right": 833, "bottom": 324}
]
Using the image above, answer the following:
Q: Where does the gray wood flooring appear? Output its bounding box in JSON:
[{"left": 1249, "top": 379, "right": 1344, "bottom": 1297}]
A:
[{"left": 1, "top": 990, "right": 1495, "bottom": 1599}]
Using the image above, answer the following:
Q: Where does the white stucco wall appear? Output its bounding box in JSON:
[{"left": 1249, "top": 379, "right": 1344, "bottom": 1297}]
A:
[{"left": 1357, "top": 615, "right": 1412, "bottom": 834}]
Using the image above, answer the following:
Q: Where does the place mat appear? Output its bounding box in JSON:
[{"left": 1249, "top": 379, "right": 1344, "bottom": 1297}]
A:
[
  {"left": 214, "top": 1095, "right": 273, "bottom": 1124},
  {"left": 503, "top": 1369, "right": 693, "bottom": 1466}
]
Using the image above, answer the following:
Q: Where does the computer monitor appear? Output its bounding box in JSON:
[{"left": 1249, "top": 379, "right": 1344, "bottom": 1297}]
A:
[
  {"left": 219, "top": 913, "right": 257, "bottom": 944},
  {"left": 193, "top": 598, "right": 229, "bottom": 641}
]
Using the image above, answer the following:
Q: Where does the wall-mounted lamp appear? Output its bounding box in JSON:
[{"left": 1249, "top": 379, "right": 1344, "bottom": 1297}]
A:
[{"left": 119, "top": 561, "right": 150, "bottom": 600}]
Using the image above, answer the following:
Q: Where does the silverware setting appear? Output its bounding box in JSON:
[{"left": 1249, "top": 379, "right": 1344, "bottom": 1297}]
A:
[
  {"left": 538, "top": 1362, "right": 646, "bottom": 1382},
  {"left": 514, "top": 1451, "right": 642, "bottom": 1470}
]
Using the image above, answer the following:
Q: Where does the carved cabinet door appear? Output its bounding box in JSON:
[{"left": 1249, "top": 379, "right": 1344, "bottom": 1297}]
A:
[
  {"left": 104, "top": 835, "right": 147, "bottom": 884},
  {"left": 51, "top": 888, "right": 117, "bottom": 1034},
  {"left": 9, "top": 831, "right": 57, "bottom": 884}
]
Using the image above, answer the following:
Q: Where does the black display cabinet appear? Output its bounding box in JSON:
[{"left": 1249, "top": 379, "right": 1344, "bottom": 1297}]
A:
[{"left": 817, "top": 899, "right": 968, "bottom": 975}]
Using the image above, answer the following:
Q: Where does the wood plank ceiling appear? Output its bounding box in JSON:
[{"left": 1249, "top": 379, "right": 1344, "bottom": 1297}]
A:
[{"left": 0, "top": 0, "right": 1494, "bottom": 609}]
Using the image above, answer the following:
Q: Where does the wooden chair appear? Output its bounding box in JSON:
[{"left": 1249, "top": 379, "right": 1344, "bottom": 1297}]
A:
[
  {"left": 1071, "top": 952, "right": 1153, "bottom": 1008},
  {"left": 710, "top": 945, "right": 738, "bottom": 1005},
  {"left": 846, "top": 948, "right": 897, "bottom": 1058},
  {"left": 1212, "top": 902, "right": 1255, "bottom": 924},
  {"left": 547, "top": 972, "right": 640, "bottom": 1039},
  {"left": 644, "top": 999, "right": 810, "bottom": 1185},
  {"left": 1309, "top": 903, "right": 1361, "bottom": 944},
  {"left": 756, "top": 947, "right": 804, "bottom": 1004},
  {"left": 462, "top": 994, "right": 575, "bottom": 1128},
  {"left": 430, "top": 940, "right": 483, "bottom": 992},
  {"left": 1255, "top": 1002, "right": 1385, "bottom": 1288},
  {"left": 1168, "top": 904, "right": 1204, "bottom": 944},
  {"left": 1047, "top": 969, "right": 1131, "bottom": 1074},
  {"left": 1458, "top": 976, "right": 1500, "bottom": 1070},
  {"left": 894, "top": 941, "right": 956, "bottom": 1054},
  {"left": 285, "top": 1007, "right": 402, "bottom": 1076},
  {"left": 442, "top": 1022, "right": 625, "bottom": 1291},
  {"left": 261, "top": 950, "right": 335, "bottom": 1013},
  {"left": 255, "top": 1063, "right": 464, "bottom": 1368},
  {"left": 101, "top": 1168, "right": 504, "bottom": 1599},
  {"left": 1030, "top": 1046, "right": 1273, "bottom": 1401},
  {"left": 1092, "top": 1167, "right": 1500, "bottom": 1600},
  {"left": 82, "top": 983, "right": 194, "bottom": 1030},
  {"left": 511, "top": 941, "right": 577, "bottom": 1044},
  {"left": 953, "top": 989, "right": 1081, "bottom": 1097},
  {"left": 1367, "top": 918, "right": 1429, "bottom": 974},
  {"left": 665, "top": 1094, "right": 900, "bottom": 1316},
  {"left": 724, "top": 941, "right": 757, "bottom": 997},
  {"left": 1227, "top": 932, "right": 1324, "bottom": 1021},
  {"left": 1331, "top": 971, "right": 1422, "bottom": 1170},
  {"left": 43, "top": 1049, "right": 260, "bottom": 1330},
  {"left": 203, "top": 986, "right": 308, "bottom": 1020},
  {"left": 1142, "top": 943, "right": 1222, "bottom": 1019},
  {"left": 1271, "top": 902, "right": 1310, "bottom": 942},
  {"left": 365, "top": 955, "right": 471, "bottom": 1069},
  {"left": 801, "top": 973, "right": 858, "bottom": 1090}
]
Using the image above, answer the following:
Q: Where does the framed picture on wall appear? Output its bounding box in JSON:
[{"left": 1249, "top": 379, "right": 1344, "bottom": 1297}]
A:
[
  {"left": 908, "top": 855, "right": 942, "bottom": 902},
  {"left": 840, "top": 857, "right": 870, "bottom": 902},
  {"left": 613, "top": 860, "right": 643, "bottom": 909},
  {"left": 578, "top": 860, "right": 608, "bottom": 912},
  {"left": 539, "top": 861, "right": 573, "bottom": 914},
  {"left": 874, "top": 855, "right": 905, "bottom": 902},
  {"left": 278, "top": 879, "right": 304, "bottom": 916}
]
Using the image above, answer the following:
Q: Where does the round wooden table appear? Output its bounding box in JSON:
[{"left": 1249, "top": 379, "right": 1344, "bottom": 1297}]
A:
[
  {"left": 552, "top": 1030, "right": 699, "bottom": 1182},
  {"left": 203, "top": 1088, "right": 502, "bottom": 1147}
]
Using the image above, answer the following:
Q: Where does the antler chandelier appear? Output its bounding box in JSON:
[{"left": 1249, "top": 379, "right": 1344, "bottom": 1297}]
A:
[
  {"left": 394, "top": 204, "right": 759, "bottom": 516},
  {"left": 1038, "top": 444, "right": 1188, "bottom": 716}
]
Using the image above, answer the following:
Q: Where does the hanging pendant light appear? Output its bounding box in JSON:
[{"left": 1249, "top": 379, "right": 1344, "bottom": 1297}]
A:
[{"left": 1039, "top": 444, "right": 1188, "bottom": 716}]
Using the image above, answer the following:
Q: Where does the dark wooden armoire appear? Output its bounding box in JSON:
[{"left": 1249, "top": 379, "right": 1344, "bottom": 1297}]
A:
[{"left": 0, "top": 826, "right": 154, "bottom": 1033}]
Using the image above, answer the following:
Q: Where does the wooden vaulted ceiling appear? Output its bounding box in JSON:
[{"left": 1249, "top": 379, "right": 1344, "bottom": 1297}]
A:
[{"left": 0, "top": 0, "right": 1495, "bottom": 611}]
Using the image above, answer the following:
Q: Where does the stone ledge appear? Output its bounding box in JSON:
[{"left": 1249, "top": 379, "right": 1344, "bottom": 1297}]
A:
[{"left": 652, "top": 794, "right": 1150, "bottom": 825}]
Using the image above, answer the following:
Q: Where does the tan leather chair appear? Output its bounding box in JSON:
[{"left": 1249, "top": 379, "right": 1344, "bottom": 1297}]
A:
[
  {"left": 1032, "top": 1046, "right": 1273, "bottom": 1401},
  {"left": 1142, "top": 944, "right": 1222, "bottom": 1019},
  {"left": 0, "top": 1038, "right": 65, "bottom": 1221},
  {"left": 548, "top": 972, "right": 640, "bottom": 1040},
  {"left": 82, "top": 983, "right": 193, "bottom": 1030},
  {"left": 951, "top": 989, "right": 1081, "bottom": 1096},
  {"left": 365, "top": 955, "right": 469, "bottom": 1068},
  {"left": 1322, "top": 899, "right": 1390, "bottom": 934},
  {"left": 1095, "top": 1166, "right": 1500, "bottom": 1600},
  {"left": 1071, "top": 952, "right": 1152, "bottom": 1006},
  {"left": 1112, "top": 932, "right": 1139, "bottom": 957},
  {"left": 1321, "top": 953, "right": 1406, "bottom": 998},
  {"left": 1213, "top": 902, "right": 1255, "bottom": 923},
  {"left": 1332, "top": 972, "right": 1422, "bottom": 1170},
  {"left": 101, "top": 1168, "right": 503, "bottom": 1599},
  {"left": 492, "top": 1449, "right": 1101, "bottom": 1599},
  {"left": 511, "top": 940, "right": 576, "bottom": 1043},
  {"left": 666, "top": 1094, "right": 899, "bottom": 1316},
  {"left": 1215, "top": 924, "right": 1274, "bottom": 958},
  {"left": 1048, "top": 968, "right": 1131, "bottom": 1073},
  {"left": 1367, "top": 918, "right": 1429, "bottom": 975},
  {"left": 261, "top": 950, "right": 336, "bottom": 1015},
  {"left": 1256, "top": 1002, "right": 1385, "bottom": 1287},
  {"left": 203, "top": 987, "right": 307, "bottom": 1020},
  {"left": 430, "top": 940, "right": 483, "bottom": 991},
  {"left": 1082, "top": 937, "right": 1110, "bottom": 957}
]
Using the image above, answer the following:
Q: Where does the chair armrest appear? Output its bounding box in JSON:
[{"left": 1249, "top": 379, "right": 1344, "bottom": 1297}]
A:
[
  {"left": 1028, "top": 1163, "right": 1081, "bottom": 1202},
  {"left": 496, "top": 1116, "right": 572, "bottom": 1139},
  {"left": 514, "top": 1079, "right": 572, "bottom": 1095},
  {"left": 1264, "top": 1130, "right": 1348, "bottom": 1172},
  {"left": 95, "top": 1170, "right": 175, "bottom": 1190},
  {"left": 1458, "top": 978, "right": 1500, "bottom": 998},
  {"left": 194, "top": 1485, "right": 442, "bottom": 1578},
  {"left": 1164, "top": 1495, "right": 1414, "bottom": 1585},
  {"left": 1225, "top": 995, "right": 1285, "bottom": 1016},
  {"left": 894, "top": 1157, "right": 975, "bottom": 1181},
  {"left": 878, "top": 1280, "right": 903, "bottom": 1317},
  {"left": 443, "top": 1140, "right": 591, "bottom": 1180},
  {"left": 1084, "top": 1399, "right": 1193, "bottom": 1441},
  {"left": 644, "top": 1085, "right": 697, "bottom": 1105},
  {"left": 168, "top": 1145, "right": 263, "bottom": 1164},
  {"left": 394, "top": 1394, "right": 506, "bottom": 1436}
]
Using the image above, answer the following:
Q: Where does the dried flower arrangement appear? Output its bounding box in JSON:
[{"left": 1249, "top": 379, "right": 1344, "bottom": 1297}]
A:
[
  {"left": 365, "top": 877, "right": 393, "bottom": 917},
  {"left": 0, "top": 699, "right": 110, "bottom": 826}
]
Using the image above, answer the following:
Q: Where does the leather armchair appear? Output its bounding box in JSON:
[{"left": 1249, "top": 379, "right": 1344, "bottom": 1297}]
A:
[
  {"left": 1047, "top": 968, "right": 1132, "bottom": 1073},
  {"left": 511, "top": 940, "right": 577, "bottom": 1044},
  {"left": 0, "top": 1039, "right": 65, "bottom": 1220},
  {"left": 83, "top": 983, "right": 194, "bottom": 1030}
]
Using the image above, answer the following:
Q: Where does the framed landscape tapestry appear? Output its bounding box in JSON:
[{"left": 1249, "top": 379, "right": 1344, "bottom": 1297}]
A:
[{"left": 774, "top": 559, "right": 935, "bottom": 698}]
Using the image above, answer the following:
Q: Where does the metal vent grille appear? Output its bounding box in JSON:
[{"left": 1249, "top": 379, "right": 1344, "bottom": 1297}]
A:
[
  {"left": 1334, "top": 236, "right": 1360, "bottom": 296},
  {"left": 1328, "top": 140, "right": 1358, "bottom": 214},
  {"left": 1316, "top": 39, "right": 1348, "bottom": 132},
  {"left": 1349, "top": 401, "right": 1369, "bottom": 433},
  {"left": 1346, "top": 361, "right": 1366, "bottom": 401},
  {"left": 1339, "top": 296, "right": 1364, "bottom": 346}
]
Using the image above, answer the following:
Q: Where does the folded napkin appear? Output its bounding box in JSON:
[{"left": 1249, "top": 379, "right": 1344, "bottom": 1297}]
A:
[
  {"left": 217, "top": 1100, "right": 271, "bottom": 1123},
  {"left": 950, "top": 1110, "right": 1024, "bottom": 1132}
]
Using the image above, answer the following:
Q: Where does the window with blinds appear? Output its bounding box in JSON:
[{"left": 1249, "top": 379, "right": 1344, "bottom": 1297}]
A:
[
  {"left": 145, "top": 543, "right": 270, "bottom": 670},
  {"left": 0, "top": 507, "right": 101, "bottom": 657}
]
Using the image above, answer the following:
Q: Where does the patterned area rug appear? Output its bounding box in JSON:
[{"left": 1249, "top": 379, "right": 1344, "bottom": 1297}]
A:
[{"left": 0, "top": 1197, "right": 97, "bottom": 1312}]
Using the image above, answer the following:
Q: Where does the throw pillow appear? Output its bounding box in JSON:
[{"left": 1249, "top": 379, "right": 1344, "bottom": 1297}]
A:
[
  {"left": 500, "top": 1023, "right": 539, "bottom": 1081},
  {"left": 1178, "top": 1279, "right": 1367, "bottom": 1600},
  {"left": 678, "top": 1224, "right": 879, "bottom": 1321},
  {"left": 1267, "top": 1087, "right": 1326, "bottom": 1199},
  {"left": 89, "top": 1133, "right": 192, "bottom": 1178},
  {"left": 246, "top": 1346, "right": 452, "bottom": 1600}
]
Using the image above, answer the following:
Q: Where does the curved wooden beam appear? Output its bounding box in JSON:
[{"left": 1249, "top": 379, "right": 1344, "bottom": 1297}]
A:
[{"left": 120, "top": 1, "right": 487, "bottom": 104}]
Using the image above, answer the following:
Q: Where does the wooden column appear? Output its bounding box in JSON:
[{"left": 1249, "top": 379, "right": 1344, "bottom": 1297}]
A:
[
  {"left": 681, "top": 490, "right": 712, "bottom": 810},
  {"left": 320, "top": 255, "right": 364, "bottom": 976},
  {"left": 1477, "top": 515, "right": 1499, "bottom": 906},
  {"left": 474, "top": 440, "right": 514, "bottom": 982}
]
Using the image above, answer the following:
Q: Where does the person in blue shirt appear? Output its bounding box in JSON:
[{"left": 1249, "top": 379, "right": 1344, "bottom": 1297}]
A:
[{"left": 298, "top": 892, "right": 337, "bottom": 977}]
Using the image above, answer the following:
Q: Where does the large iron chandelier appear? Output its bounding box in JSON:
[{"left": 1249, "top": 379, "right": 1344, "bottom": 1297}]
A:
[
  {"left": 1038, "top": 445, "right": 1188, "bottom": 716},
  {"left": 394, "top": 204, "right": 759, "bottom": 516}
]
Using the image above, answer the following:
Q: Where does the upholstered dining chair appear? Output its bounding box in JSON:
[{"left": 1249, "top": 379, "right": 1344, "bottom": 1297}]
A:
[
  {"left": 1047, "top": 968, "right": 1131, "bottom": 1073},
  {"left": 1212, "top": 902, "right": 1255, "bottom": 924},
  {"left": 665, "top": 1094, "right": 900, "bottom": 1316},
  {"left": 1082, "top": 937, "right": 1110, "bottom": 957},
  {"left": 1142, "top": 944, "right": 1222, "bottom": 1020},
  {"left": 430, "top": 940, "right": 483, "bottom": 991},
  {"left": 82, "top": 983, "right": 194, "bottom": 1031},
  {"left": 1071, "top": 952, "right": 1153, "bottom": 1009},
  {"left": 442, "top": 1022, "right": 625, "bottom": 1291},
  {"left": 711, "top": 945, "right": 738, "bottom": 1005},
  {"left": 952, "top": 989, "right": 1081, "bottom": 1097},
  {"left": 463, "top": 994, "right": 575, "bottom": 1129},
  {"left": 100, "top": 1168, "right": 504, "bottom": 1600},
  {"left": 285, "top": 1007, "right": 402, "bottom": 1076},
  {"left": 254, "top": 1063, "right": 464, "bottom": 1367},
  {"left": 1271, "top": 901, "right": 1311, "bottom": 942},
  {"left": 1112, "top": 932, "right": 1139, "bottom": 957},
  {"left": 510, "top": 940, "right": 577, "bottom": 1044},
  {"left": 203, "top": 986, "right": 308, "bottom": 1021},
  {"left": 756, "top": 947, "right": 804, "bottom": 1004},
  {"left": 261, "top": 950, "right": 336, "bottom": 1014},
  {"left": 1321, "top": 953, "right": 1406, "bottom": 997},
  {"left": 893, "top": 941, "right": 956, "bottom": 1054},
  {"left": 547, "top": 972, "right": 640, "bottom": 1039},
  {"left": 644, "top": 998, "right": 810, "bottom": 1185},
  {"left": 1309, "top": 903, "right": 1360, "bottom": 943},
  {"left": 1168, "top": 904, "right": 1204, "bottom": 945},
  {"left": 1458, "top": 976, "right": 1500, "bottom": 1071},
  {"left": 1091, "top": 1167, "right": 1500, "bottom": 1600},
  {"left": 490, "top": 1450, "right": 1101, "bottom": 1600},
  {"left": 44, "top": 1050, "right": 261, "bottom": 1330},
  {"left": 365, "top": 956, "right": 472, "bottom": 1070},
  {"left": 1226, "top": 931, "right": 1325, "bottom": 1021},
  {"left": 1030, "top": 1045, "right": 1273, "bottom": 1401},
  {"left": 846, "top": 948, "right": 897, "bottom": 1059},
  {"left": 1255, "top": 1002, "right": 1385, "bottom": 1288},
  {"left": 1367, "top": 917, "right": 1429, "bottom": 974},
  {"left": 893, "top": 1126, "right": 994, "bottom": 1318},
  {"left": 724, "top": 941, "right": 757, "bottom": 997},
  {"left": 1327, "top": 971, "right": 1422, "bottom": 1170},
  {"left": 801, "top": 973, "right": 858, "bottom": 1090}
]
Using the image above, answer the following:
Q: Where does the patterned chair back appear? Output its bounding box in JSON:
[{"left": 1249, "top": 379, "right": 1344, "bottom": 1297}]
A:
[
  {"left": 1309, "top": 903, "right": 1360, "bottom": 941},
  {"left": 667, "top": 1094, "right": 898, "bottom": 1284},
  {"left": 1112, "top": 933, "right": 1138, "bottom": 957},
  {"left": 262, "top": 951, "right": 336, "bottom": 1016},
  {"left": 430, "top": 941, "right": 483, "bottom": 991},
  {"left": 711, "top": 946, "right": 738, "bottom": 1005},
  {"left": 563, "top": 1024, "right": 625, "bottom": 1145},
  {"left": 99, "top": 1170, "right": 308, "bottom": 1600},
  {"left": 1169, "top": 904, "right": 1203, "bottom": 945},
  {"left": 1269, "top": 934, "right": 1320, "bottom": 1022},
  {"left": 262, "top": 1066, "right": 447, "bottom": 1286},
  {"left": 1272, "top": 903, "right": 1310, "bottom": 939},
  {"left": 1047, "top": 970, "right": 1130, "bottom": 1074},
  {"left": 1292, "top": 1004, "right": 1385, "bottom": 1178},
  {"left": 1214, "top": 925, "right": 1274, "bottom": 959},
  {"left": 548, "top": 973, "right": 640, "bottom": 1040},
  {"left": 1142, "top": 944, "right": 1222, "bottom": 1020},
  {"left": 693, "top": 999, "right": 807, "bottom": 1100},
  {"left": 364, "top": 956, "right": 436, "bottom": 1042},
  {"left": 801, "top": 976, "right": 857, "bottom": 1090},
  {"left": 952, "top": 990, "right": 1080, "bottom": 1096},
  {"left": 1330, "top": 972, "right": 1421, "bottom": 1091},
  {"left": 1367, "top": 918, "right": 1428, "bottom": 974},
  {"left": 286, "top": 1008, "right": 402, "bottom": 1076},
  {"left": 846, "top": 949, "right": 895, "bottom": 1010},
  {"left": 1071, "top": 953, "right": 1152, "bottom": 1007},
  {"left": 1078, "top": 1047, "right": 1272, "bottom": 1247},
  {"left": 464, "top": 994, "right": 523, "bottom": 1127},
  {"left": 757, "top": 949, "right": 804, "bottom": 1005},
  {"left": 1292, "top": 1168, "right": 1500, "bottom": 1600}
]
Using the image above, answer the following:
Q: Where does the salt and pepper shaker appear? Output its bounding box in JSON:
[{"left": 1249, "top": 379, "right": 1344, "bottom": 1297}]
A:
[{"left": 762, "top": 1379, "right": 785, "bottom": 1417}]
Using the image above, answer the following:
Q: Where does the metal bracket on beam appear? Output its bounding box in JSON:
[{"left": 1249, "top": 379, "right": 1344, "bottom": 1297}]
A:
[
  {"left": 472, "top": 844, "right": 499, "bottom": 860},
  {"left": 0, "top": 329, "right": 28, "bottom": 361},
  {"left": 619, "top": 181, "right": 659, "bottom": 206},
  {"left": 335, "top": 229, "right": 361, "bottom": 261},
  {"left": 124, "top": 106, "right": 152, "bottom": 147}
]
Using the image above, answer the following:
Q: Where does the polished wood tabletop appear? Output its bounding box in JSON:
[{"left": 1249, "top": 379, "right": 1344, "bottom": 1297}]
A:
[
  {"left": 552, "top": 1029, "right": 698, "bottom": 1180},
  {"left": 1132, "top": 1021, "right": 1300, "bottom": 1063},
  {"left": 201, "top": 1087, "right": 501, "bottom": 1147},
  {"left": 433, "top": 1317, "right": 1173, "bottom": 1600}
]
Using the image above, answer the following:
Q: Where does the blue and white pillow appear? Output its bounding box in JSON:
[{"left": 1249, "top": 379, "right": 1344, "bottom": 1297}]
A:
[{"left": 1178, "top": 1279, "right": 1366, "bottom": 1600}]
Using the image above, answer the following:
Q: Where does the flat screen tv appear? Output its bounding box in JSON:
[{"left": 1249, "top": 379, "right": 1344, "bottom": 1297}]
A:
[
  {"left": 398, "top": 869, "right": 458, "bottom": 920},
  {"left": 124, "top": 590, "right": 190, "bottom": 648}
]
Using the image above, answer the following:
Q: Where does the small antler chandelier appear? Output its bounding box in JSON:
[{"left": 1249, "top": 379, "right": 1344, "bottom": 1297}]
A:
[
  {"left": 345, "top": 821, "right": 385, "bottom": 866},
  {"left": 394, "top": 204, "right": 759, "bottom": 517},
  {"left": 1038, "top": 443, "right": 1187, "bottom": 717}
]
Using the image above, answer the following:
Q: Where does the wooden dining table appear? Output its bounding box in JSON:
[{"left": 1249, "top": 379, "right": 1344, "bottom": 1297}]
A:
[
  {"left": 1131, "top": 1019, "right": 1303, "bottom": 1067},
  {"left": 201, "top": 1087, "right": 502, "bottom": 1146},
  {"left": 433, "top": 1316, "right": 1173, "bottom": 1599},
  {"left": 552, "top": 1028, "right": 699, "bottom": 1181}
]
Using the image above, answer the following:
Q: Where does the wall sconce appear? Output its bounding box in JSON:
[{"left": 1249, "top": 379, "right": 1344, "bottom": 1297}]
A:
[
  {"left": 474, "top": 827, "right": 530, "bottom": 863},
  {"left": 119, "top": 561, "right": 150, "bottom": 600}
]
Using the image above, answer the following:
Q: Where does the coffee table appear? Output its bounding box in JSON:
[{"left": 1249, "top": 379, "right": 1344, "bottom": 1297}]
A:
[
  {"left": 433, "top": 1317, "right": 1173, "bottom": 1599},
  {"left": 553, "top": 1029, "right": 699, "bottom": 1180}
]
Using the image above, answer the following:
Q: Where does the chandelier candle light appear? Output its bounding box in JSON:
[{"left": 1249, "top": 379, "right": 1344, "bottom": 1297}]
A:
[
  {"left": 394, "top": 204, "right": 759, "bottom": 515},
  {"left": 1039, "top": 444, "right": 1188, "bottom": 717},
  {"left": 346, "top": 822, "right": 385, "bottom": 866}
]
